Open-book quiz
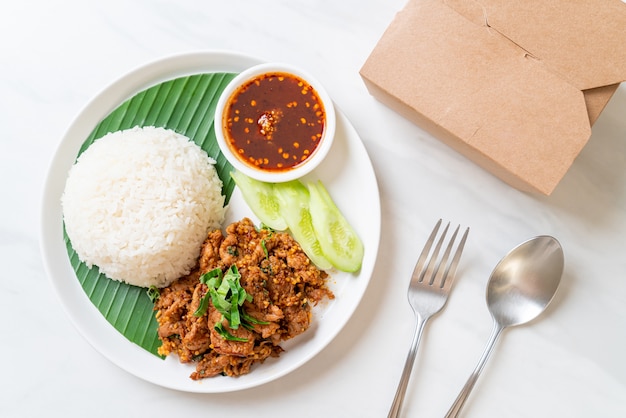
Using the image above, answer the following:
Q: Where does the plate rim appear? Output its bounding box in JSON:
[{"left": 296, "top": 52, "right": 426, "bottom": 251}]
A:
[{"left": 39, "top": 50, "right": 381, "bottom": 393}]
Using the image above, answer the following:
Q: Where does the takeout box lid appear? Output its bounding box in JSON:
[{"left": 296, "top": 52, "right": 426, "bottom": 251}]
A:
[
  {"left": 360, "top": 0, "right": 626, "bottom": 195},
  {"left": 458, "top": 0, "right": 626, "bottom": 91}
]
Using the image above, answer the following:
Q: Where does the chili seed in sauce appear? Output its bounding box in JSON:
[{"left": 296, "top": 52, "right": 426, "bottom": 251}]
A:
[{"left": 223, "top": 72, "right": 325, "bottom": 172}]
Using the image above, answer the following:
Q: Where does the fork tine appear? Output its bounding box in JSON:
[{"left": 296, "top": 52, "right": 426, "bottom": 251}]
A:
[
  {"left": 431, "top": 225, "right": 460, "bottom": 286},
  {"left": 412, "top": 219, "right": 442, "bottom": 283},
  {"left": 423, "top": 222, "right": 451, "bottom": 284},
  {"left": 439, "top": 226, "right": 470, "bottom": 290}
]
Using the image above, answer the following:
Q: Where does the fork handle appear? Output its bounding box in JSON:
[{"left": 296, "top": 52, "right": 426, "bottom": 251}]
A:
[{"left": 387, "top": 315, "right": 428, "bottom": 418}]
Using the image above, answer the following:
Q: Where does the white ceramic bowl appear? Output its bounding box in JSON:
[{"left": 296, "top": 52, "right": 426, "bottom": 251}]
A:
[{"left": 214, "top": 63, "right": 336, "bottom": 183}]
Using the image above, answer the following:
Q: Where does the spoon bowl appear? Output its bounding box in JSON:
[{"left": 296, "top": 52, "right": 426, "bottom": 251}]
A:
[
  {"left": 445, "top": 235, "right": 564, "bottom": 418},
  {"left": 487, "top": 236, "right": 564, "bottom": 328}
]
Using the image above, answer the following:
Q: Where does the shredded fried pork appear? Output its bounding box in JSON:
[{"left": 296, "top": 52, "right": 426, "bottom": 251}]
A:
[{"left": 154, "top": 217, "right": 334, "bottom": 379}]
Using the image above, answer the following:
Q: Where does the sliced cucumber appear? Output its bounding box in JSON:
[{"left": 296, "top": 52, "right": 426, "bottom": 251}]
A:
[
  {"left": 230, "top": 171, "right": 287, "bottom": 231},
  {"left": 231, "top": 171, "right": 362, "bottom": 272},
  {"left": 274, "top": 181, "right": 333, "bottom": 270},
  {"left": 308, "top": 180, "right": 364, "bottom": 272}
]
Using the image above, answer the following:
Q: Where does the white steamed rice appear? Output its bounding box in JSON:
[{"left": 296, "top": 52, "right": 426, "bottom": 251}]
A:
[{"left": 62, "top": 126, "right": 226, "bottom": 288}]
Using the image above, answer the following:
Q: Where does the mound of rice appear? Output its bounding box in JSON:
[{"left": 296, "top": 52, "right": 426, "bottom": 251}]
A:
[{"left": 62, "top": 126, "right": 226, "bottom": 288}]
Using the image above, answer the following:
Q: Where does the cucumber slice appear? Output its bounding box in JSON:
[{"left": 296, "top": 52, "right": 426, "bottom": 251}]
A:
[
  {"left": 274, "top": 181, "right": 333, "bottom": 270},
  {"left": 308, "top": 180, "right": 364, "bottom": 272},
  {"left": 230, "top": 171, "right": 287, "bottom": 231}
]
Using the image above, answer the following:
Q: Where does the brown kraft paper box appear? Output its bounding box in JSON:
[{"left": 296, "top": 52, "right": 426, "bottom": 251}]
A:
[{"left": 360, "top": 0, "right": 626, "bottom": 195}]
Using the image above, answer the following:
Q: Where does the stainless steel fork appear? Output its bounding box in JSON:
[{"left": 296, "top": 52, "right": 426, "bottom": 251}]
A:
[{"left": 388, "top": 219, "right": 469, "bottom": 418}]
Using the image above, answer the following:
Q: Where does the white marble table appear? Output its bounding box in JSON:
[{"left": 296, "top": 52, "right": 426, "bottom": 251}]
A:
[{"left": 2, "top": 1, "right": 625, "bottom": 417}]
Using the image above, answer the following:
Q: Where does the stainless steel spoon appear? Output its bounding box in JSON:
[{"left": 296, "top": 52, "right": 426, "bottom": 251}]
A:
[{"left": 444, "top": 235, "right": 564, "bottom": 418}]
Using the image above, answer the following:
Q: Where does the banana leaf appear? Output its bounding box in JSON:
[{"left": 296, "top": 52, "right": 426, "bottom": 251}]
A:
[{"left": 64, "top": 72, "right": 237, "bottom": 356}]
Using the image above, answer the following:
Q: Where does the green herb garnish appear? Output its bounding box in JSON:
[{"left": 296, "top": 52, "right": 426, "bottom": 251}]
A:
[
  {"left": 147, "top": 285, "right": 160, "bottom": 303},
  {"left": 242, "top": 310, "right": 269, "bottom": 325},
  {"left": 193, "top": 268, "right": 223, "bottom": 317},
  {"left": 214, "top": 321, "right": 249, "bottom": 342},
  {"left": 193, "top": 265, "right": 268, "bottom": 341}
]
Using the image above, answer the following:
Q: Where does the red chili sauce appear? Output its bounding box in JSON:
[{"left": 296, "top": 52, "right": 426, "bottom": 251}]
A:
[{"left": 223, "top": 72, "right": 326, "bottom": 172}]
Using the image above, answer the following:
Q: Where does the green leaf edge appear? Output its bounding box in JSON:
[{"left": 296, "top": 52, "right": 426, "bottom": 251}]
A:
[{"left": 64, "top": 72, "right": 238, "bottom": 357}]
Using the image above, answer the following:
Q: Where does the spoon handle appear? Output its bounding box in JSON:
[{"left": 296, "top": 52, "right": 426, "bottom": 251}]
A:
[
  {"left": 387, "top": 315, "right": 429, "bottom": 418},
  {"left": 444, "top": 322, "right": 503, "bottom": 418}
]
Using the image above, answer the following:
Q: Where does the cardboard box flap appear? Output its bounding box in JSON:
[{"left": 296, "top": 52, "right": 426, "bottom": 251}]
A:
[
  {"left": 584, "top": 84, "right": 620, "bottom": 125},
  {"left": 449, "top": 0, "right": 626, "bottom": 91},
  {"left": 360, "top": 0, "right": 611, "bottom": 195}
]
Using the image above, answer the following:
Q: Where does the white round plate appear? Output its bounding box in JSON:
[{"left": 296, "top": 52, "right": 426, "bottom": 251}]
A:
[{"left": 40, "top": 50, "right": 381, "bottom": 393}]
